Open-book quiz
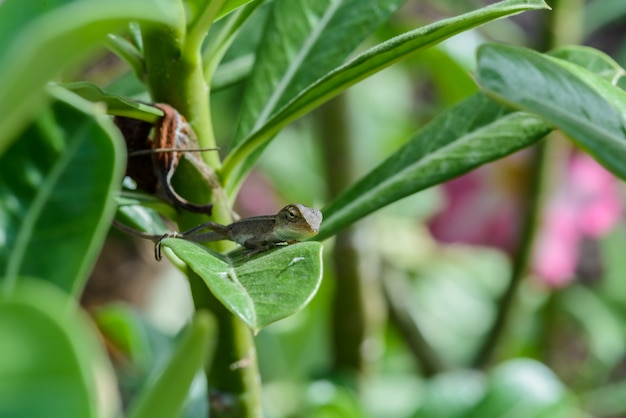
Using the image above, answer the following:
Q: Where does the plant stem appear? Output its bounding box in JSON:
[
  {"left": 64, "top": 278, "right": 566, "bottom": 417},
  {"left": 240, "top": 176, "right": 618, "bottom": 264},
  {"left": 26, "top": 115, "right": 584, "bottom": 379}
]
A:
[
  {"left": 318, "top": 94, "right": 378, "bottom": 375},
  {"left": 141, "top": 16, "right": 261, "bottom": 417},
  {"left": 383, "top": 267, "right": 445, "bottom": 376}
]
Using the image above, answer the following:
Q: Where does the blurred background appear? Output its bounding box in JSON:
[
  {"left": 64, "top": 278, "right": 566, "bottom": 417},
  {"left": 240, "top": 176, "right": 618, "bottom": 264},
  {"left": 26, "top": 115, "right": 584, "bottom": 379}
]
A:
[{"left": 81, "top": 0, "right": 626, "bottom": 416}]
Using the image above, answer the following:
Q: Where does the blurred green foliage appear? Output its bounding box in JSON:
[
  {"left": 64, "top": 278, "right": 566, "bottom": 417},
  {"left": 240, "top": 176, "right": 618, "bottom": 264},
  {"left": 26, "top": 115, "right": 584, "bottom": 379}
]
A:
[{"left": 2, "top": 0, "right": 626, "bottom": 417}]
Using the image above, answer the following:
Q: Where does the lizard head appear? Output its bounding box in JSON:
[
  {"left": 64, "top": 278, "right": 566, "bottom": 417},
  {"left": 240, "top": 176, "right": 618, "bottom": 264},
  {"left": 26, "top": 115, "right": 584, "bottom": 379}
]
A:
[{"left": 274, "top": 204, "right": 323, "bottom": 241}]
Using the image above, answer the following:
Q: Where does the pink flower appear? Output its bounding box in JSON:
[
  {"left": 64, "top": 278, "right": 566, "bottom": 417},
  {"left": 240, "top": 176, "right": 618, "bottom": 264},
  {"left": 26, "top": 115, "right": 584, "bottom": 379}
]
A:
[
  {"left": 532, "top": 153, "right": 623, "bottom": 287},
  {"left": 428, "top": 150, "right": 623, "bottom": 288}
]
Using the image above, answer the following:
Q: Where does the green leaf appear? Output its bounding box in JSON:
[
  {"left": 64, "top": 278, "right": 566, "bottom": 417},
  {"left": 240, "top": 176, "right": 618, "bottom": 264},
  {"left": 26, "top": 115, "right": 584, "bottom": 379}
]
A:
[
  {"left": 161, "top": 239, "right": 324, "bottom": 332},
  {"left": 476, "top": 43, "right": 626, "bottom": 180},
  {"left": 317, "top": 93, "right": 551, "bottom": 241},
  {"left": 221, "top": 0, "right": 550, "bottom": 193},
  {"left": 234, "top": 0, "right": 404, "bottom": 142},
  {"left": 94, "top": 304, "right": 210, "bottom": 418},
  {"left": 0, "top": 0, "right": 180, "bottom": 155},
  {"left": 0, "top": 88, "right": 125, "bottom": 296},
  {"left": 217, "top": 0, "right": 257, "bottom": 20},
  {"left": 63, "top": 82, "right": 163, "bottom": 123},
  {"left": 549, "top": 45, "right": 626, "bottom": 84},
  {"left": 467, "top": 359, "right": 579, "bottom": 418},
  {"left": 127, "top": 311, "right": 215, "bottom": 418},
  {"left": 0, "top": 279, "right": 119, "bottom": 418},
  {"left": 224, "top": 0, "right": 407, "bottom": 194}
]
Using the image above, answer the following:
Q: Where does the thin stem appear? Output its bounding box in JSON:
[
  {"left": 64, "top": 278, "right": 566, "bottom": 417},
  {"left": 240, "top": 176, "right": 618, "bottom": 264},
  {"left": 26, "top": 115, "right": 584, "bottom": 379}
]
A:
[
  {"left": 318, "top": 94, "right": 381, "bottom": 375},
  {"left": 383, "top": 267, "right": 445, "bottom": 376},
  {"left": 472, "top": 141, "right": 548, "bottom": 368}
]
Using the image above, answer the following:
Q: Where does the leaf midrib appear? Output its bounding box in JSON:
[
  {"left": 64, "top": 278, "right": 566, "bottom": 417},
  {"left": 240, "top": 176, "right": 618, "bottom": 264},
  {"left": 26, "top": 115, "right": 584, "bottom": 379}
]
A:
[
  {"left": 4, "top": 120, "right": 89, "bottom": 294},
  {"left": 251, "top": 0, "right": 342, "bottom": 133}
]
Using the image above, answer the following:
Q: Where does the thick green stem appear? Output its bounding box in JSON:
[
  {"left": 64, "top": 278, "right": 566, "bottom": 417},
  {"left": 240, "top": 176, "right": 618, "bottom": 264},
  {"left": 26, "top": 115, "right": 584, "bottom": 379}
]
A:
[
  {"left": 141, "top": 17, "right": 261, "bottom": 417},
  {"left": 318, "top": 94, "right": 379, "bottom": 375}
]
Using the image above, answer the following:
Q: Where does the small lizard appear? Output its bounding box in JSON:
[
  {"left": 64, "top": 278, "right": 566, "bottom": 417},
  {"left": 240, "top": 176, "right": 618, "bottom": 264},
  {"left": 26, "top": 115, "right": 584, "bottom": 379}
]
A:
[{"left": 155, "top": 204, "right": 323, "bottom": 260}]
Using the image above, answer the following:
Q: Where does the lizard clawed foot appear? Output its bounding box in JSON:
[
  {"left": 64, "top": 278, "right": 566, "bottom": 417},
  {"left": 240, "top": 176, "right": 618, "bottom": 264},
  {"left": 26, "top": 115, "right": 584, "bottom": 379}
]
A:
[{"left": 154, "top": 232, "right": 181, "bottom": 261}]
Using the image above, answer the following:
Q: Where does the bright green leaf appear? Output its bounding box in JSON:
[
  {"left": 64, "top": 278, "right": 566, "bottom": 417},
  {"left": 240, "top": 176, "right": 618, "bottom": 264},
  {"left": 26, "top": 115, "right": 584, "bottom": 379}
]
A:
[
  {"left": 161, "top": 239, "right": 324, "bottom": 332},
  {"left": 217, "top": 0, "right": 258, "bottom": 20},
  {"left": 127, "top": 311, "right": 215, "bottom": 418},
  {"left": 549, "top": 45, "right": 626, "bottom": 84},
  {"left": 0, "top": 0, "right": 180, "bottom": 155},
  {"left": 476, "top": 43, "right": 626, "bottom": 180},
  {"left": 0, "top": 88, "right": 125, "bottom": 296},
  {"left": 222, "top": 0, "right": 550, "bottom": 194},
  {"left": 0, "top": 279, "right": 119, "bottom": 418},
  {"left": 94, "top": 304, "right": 210, "bottom": 418},
  {"left": 63, "top": 82, "right": 163, "bottom": 123},
  {"left": 317, "top": 93, "right": 551, "bottom": 241}
]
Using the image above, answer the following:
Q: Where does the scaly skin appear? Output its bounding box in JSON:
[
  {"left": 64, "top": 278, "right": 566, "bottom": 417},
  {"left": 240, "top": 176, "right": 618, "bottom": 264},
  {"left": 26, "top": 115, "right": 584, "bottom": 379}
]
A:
[{"left": 176, "top": 204, "right": 323, "bottom": 252}]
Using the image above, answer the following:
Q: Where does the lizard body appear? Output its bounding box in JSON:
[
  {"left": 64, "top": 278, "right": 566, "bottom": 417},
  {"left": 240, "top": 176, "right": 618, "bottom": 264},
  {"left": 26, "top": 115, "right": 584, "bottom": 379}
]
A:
[{"left": 167, "top": 204, "right": 322, "bottom": 254}]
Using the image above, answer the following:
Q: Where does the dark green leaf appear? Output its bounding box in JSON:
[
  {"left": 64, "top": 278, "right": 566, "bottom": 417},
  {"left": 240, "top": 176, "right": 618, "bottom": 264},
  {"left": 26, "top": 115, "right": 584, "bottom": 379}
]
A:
[
  {"left": 161, "top": 239, "right": 324, "bottom": 332},
  {"left": 63, "top": 82, "right": 163, "bottom": 123},
  {"left": 0, "top": 0, "right": 180, "bottom": 154},
  {"left": 317, "top": 94, "right": 551, "bottom": 240},
  {"left": 476, "top": 43, "right": 626, "bottom": 180},
  {"left": 0, "top": 88, "right": 125, "bottom": 295},
  {"left": 221, "top": 0, "right": 550, "bottom": 194},
  {"left": 0, "top": 279, "right": 119, "bottom": 418}
]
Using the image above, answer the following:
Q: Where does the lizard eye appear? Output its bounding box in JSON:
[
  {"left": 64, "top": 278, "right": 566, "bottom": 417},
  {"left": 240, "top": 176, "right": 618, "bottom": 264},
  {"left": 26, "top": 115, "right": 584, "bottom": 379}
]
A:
[{"left": 286, "top": 209, "right": 299, "bottom": 222}]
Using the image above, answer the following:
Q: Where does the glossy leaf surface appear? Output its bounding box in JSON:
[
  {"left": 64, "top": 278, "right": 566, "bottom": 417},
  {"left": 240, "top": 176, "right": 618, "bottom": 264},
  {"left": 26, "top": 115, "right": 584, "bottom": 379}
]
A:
[
  {"left": 161, "top": 239, "right": 323, "bottom": 332},
  {"left": 318, "top": 93, "right": 551, "bottom": 240},
  {"left": 476, "top": 43, "right": 626, "bottom": 180},
  {"left": 222, "top": 0, "right": 550, "bottom": 192},
  {"left": 0, "top": 89, "right": 125, "bottom": 295}
]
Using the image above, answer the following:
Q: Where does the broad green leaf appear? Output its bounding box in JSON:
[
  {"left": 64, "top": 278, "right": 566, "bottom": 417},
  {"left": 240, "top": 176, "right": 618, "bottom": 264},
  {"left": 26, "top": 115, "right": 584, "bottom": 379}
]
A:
[
  {"left": 127, "top": 311, "right": 215, "bottom": 418},
  {"left": 161, "top": 239, "right": 324, "bottom": 332},
  {"left": 224, "top": 0, "right": 406, "bottom": 194},
  {"left": 476, "top": 43, "right": 626, "bottom": 180},
  {"left": 0, "top": 88, "right": 125, "bottom": 296},
  {"left": 317, "top": 93, "right": 551, "bottom": 241},
  {"left": 549, "top": 46, "right": 626, "bottom": 84},
  {"left": 467, "top": 359, "right": 579, "bottom": 418},
  {"left": 0, "top": 0, "right": 180, "bottom": 155},
  {"left": 63, "top": 82, "right": 163, "bottom": 123},
  {"left": 0, "top": 279, "right": 119, "bottom": 418},
  {"left": 94, "top": 304, "right": 210, "bottom": 418},
  {"left": 234, "top": 0, "right": 404, "bottom": 142},
  {"left": 221, "top": 0, "right": 550, "bottom": 193}
]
